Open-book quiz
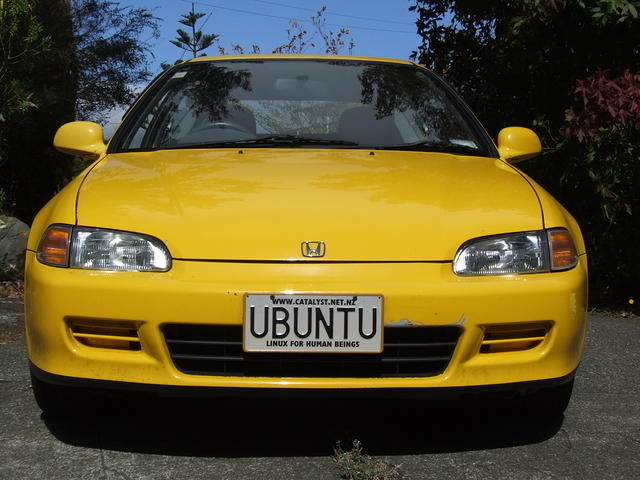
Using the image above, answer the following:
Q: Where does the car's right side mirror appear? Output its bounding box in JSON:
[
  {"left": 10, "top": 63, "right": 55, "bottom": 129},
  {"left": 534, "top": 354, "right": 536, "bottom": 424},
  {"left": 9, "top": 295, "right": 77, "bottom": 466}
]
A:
[
  {"left": 53, "top": 121, "right": 107, "bottom": 160},
  {"left": 497, "top": 127, "right": 542, "bottom": 163}
]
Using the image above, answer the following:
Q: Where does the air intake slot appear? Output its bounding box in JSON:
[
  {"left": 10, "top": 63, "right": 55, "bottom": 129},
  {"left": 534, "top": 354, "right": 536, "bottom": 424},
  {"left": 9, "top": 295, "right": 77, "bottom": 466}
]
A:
[
  {"left": 163, "top": 324, "right": 461, "bottom": 378},
  {"left": 68, "top": 319, "right": 141, "bottom": 351},
  {"left": 480, "top": 322, "right": 551, "bottom": 353}
]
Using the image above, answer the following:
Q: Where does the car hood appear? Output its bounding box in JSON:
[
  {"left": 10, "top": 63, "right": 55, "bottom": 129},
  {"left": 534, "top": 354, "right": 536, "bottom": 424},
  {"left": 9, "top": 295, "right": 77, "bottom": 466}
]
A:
[{"left": 76, "top": 148, "right": 542, "bottom": 261}]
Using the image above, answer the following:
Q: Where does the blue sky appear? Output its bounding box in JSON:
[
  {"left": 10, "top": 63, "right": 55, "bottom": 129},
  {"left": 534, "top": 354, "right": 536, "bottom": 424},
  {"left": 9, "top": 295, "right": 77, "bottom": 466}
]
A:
[{"left": 137, "top": 0, "right": 421, "bottom": 74}]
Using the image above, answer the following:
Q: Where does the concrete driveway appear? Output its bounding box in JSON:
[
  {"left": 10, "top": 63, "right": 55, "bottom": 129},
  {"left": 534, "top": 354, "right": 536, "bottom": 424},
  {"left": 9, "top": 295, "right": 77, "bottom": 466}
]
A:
[{"left": 1, "top": 296, "right": 638, "bottom": 479}]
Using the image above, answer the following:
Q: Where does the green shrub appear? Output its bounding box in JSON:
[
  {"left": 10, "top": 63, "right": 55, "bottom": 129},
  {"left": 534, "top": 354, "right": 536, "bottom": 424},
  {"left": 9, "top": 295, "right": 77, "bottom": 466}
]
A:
[
  {"left": 561, "top": 130, "right": 639, "bottom": 308},
  {"left": 522, "top": 127, "right": 639, "bottom": 310},
  {"left": 0, "top": 187, "right": 7, "bottom": 214},
  {"left": 332, "top": 440, "right": 402, "bottom": 480}
]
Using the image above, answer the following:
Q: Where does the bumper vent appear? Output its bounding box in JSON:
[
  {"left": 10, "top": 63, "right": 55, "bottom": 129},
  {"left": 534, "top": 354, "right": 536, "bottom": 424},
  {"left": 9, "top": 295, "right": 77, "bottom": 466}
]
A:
[
  {"left": 162, "top": 324, "right": 461, "bottom": 378},
  {"left": 68, "top": 319, "right": 141, "bottom": 351},
  {"left": 480, "top": 322, "right": 551, "bottom": 353}
]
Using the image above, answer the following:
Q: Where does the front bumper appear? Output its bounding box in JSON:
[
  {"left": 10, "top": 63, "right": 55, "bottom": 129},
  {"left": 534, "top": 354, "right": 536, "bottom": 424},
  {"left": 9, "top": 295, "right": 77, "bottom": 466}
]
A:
[
  {"left": 25, "top": 251, "right": 588, "bottom": 390},
  {"left": 29, "top": 361, "right": 577, "bottom": 400}
]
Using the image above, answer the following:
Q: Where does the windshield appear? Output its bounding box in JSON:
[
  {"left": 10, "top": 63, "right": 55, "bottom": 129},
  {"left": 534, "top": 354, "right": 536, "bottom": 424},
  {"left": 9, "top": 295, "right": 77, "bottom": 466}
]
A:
[{"left": 114, "top": 59, "right": 492, "bottom": 155}]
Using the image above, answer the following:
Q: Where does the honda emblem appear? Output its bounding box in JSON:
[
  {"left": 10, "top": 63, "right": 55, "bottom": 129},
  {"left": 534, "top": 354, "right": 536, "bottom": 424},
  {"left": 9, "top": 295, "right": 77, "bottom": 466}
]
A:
[{"left": 301, "top": 241, "right": 326, "bottom": 258}]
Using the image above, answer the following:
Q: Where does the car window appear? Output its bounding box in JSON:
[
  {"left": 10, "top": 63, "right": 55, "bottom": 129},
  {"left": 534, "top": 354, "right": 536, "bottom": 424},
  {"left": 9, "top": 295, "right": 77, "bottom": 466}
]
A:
[{"left": 116, "top": 59, "right": 489, "bottom": 154}]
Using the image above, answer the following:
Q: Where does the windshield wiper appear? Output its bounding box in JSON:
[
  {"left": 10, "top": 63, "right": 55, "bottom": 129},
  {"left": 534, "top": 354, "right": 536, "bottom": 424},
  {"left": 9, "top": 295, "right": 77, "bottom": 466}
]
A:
[
  {"left": 376, "top": 140, "right": 484, "bottom": 155},
  {"left": 155, "top": 135, "right": 359, "bottom": 150},
  {"left": 242, "top": 135, "right": 359, "bottom": 147}
]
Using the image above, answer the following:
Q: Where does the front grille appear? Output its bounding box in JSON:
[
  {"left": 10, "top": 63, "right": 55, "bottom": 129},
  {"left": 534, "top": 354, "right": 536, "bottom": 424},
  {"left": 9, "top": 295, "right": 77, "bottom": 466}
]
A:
[{"left": 162, "top": 324, "right": 461, "bottom": 378}]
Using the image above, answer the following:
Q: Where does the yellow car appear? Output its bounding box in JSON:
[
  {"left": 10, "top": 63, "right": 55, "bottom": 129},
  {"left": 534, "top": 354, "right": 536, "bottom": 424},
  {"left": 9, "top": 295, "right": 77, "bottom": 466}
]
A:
[{"left": 26, "top": 55, "right": 587, "bottom": 416}]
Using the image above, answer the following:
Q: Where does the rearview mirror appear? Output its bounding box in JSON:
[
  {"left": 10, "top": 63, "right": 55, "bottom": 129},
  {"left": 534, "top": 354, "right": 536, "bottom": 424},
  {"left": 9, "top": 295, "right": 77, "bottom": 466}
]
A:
[
  {"left": 497, "top": 127, "right": 541, "bottom": 163},
  {"left": 53, "top": 121, "right": 107, "bottom": 160}
]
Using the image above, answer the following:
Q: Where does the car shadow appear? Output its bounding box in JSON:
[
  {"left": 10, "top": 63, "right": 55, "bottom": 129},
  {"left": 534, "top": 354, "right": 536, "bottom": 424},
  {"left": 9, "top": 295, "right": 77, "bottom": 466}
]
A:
[{"left": 42, "top": 394, "right": 564, "bottom": 457}]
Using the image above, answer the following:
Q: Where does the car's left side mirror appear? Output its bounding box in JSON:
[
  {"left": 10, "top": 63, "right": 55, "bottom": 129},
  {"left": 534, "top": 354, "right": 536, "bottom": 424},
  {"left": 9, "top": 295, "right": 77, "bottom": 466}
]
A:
[
  {"left": 497, "top": 127, "right": 542, "bottom": 163},
  {"left": 53, "top": 121, "right": 107, "bottom": 160}
]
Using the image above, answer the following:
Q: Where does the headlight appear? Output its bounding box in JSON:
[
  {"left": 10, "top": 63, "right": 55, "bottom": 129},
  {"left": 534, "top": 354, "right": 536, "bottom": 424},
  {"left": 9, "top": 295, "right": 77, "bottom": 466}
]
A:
[
  {"left": 453, "top": 229, "right": 577, "bottom": 276},
  {"left": 37, "top": 225, "right": 171, "bottom": 272}
]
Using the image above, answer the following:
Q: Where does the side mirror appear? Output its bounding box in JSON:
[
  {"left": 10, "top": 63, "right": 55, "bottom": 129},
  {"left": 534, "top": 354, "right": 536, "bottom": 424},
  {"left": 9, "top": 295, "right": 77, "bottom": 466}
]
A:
[
  {"left": 53, "top": 121, "right": 107, "bottom": 160},
  {"left": 497, "top": 127, "right": 541, "bottom": 163}
]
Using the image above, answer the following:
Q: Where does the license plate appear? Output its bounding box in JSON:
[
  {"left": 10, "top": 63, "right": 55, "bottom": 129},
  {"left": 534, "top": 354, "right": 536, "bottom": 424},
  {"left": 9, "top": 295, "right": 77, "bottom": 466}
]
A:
[{"left": 244, "top": 294, "right": 383, "bottom": 353}]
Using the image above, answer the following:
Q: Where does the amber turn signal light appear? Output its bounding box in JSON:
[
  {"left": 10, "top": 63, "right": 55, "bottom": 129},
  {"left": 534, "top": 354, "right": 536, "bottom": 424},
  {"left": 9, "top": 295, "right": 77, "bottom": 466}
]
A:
[
  {"left": 36, "top": 224, "right": 72, "bottom": 267},
  {"left": 548, "top": 229, "right": 578, "bottom": 271}
]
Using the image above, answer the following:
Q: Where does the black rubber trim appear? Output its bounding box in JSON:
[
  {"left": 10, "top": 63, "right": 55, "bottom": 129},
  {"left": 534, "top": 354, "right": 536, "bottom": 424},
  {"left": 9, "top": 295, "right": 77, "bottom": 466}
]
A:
[
  {"left": 107, "top": 65, "right": 181, "bottom": 154},
  {"left": 29, "top": 361, "right": 576, "bottom": 400},
  {"left": 417, "top": 67, "right": 498, "bottom": 158}
]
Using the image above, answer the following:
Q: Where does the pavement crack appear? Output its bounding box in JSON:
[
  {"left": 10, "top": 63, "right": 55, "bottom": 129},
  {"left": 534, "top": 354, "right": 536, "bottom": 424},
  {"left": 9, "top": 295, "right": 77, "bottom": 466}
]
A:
[
  {"left": 99, "top": 449, "right": 109, "bottom": 480},
  {"left": 98, "top": 436, "right": 131, "bottom": 480},
  {"left": 557, "top": 427, "right": 588, "bottom": 478},
  {"left": 503, "top": 461, "right": 558, "bottom": 479},
  {"left": 623, "top": 435, "right": 640, "bottom": 446},
  {"left": 558, "top": 427, "right": 573, "bottom": 454}
]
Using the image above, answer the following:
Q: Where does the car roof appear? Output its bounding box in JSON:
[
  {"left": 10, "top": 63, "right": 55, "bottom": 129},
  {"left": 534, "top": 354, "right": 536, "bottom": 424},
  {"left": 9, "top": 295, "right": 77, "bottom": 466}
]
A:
[{"left": 188, "top": 54, "right": 417, "bottom": 66}]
